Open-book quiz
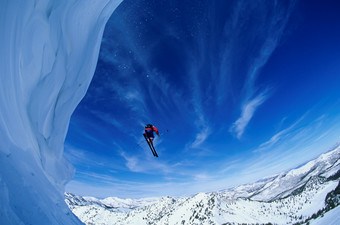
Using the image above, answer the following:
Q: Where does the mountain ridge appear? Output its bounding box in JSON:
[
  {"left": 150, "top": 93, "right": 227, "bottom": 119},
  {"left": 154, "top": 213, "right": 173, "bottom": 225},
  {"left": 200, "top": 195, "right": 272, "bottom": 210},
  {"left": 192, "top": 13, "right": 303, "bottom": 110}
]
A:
[{"left": 65, "top": 145, "right": 340, "bottom": 224}]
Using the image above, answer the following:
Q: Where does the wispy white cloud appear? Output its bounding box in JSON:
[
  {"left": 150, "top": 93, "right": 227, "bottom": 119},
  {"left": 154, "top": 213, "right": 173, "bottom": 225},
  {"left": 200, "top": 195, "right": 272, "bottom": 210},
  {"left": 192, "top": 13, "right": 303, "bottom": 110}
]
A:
[
  {"left": 193, "top": 173, "right": 216, "bottom": 182},
  {"left": 227, "top": 1, "right": 296, "bottom": 139},
  {"left": 255, "top": 112, "right": 309, "bottom": 152},
  {"left": 64, "top": 143, "right": 125, "bottom": 172},
  {"left": 109, "top": 81, "right": 146, "bottom": 113},
  {"left": 249, "top": 114, "right": 340, "bottom": 172},
  {"left": 75, "top": 171, "right": 123, "bottom": 184},
  {"left": 66, "top": 179, "right": 196, "bottom": 199},
  {"left": 88, "top": 109, "right": 124, "bottom": 129},
  {"left": 185, "top": 62, "right": 212, "bottom": 150},
  {"left": 119, "top": 147, "right": 176, "bottom": 175},
  {"left": 190, "top": 126, "right": 211, "bottom": 149},
  {"left": 230, "top": 91, "right": 269, "bottom": 139},
  {"left": 120, "top": 152, "right": 142, "bottom": 172}
]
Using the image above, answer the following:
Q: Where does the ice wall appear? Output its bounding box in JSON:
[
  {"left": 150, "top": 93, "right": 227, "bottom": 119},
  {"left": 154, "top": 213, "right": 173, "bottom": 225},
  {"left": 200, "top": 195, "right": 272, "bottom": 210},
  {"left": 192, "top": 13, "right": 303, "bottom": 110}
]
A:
[{"left": 0, "top": 0, "right": 122, "bottom": 224}]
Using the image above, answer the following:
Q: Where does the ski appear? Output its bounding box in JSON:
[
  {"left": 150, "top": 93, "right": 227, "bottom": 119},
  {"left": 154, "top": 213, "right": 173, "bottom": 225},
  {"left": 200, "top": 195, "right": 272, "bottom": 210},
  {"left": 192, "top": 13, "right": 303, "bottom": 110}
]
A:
[
  {"left": 143, "top": 134, "right": 158, "bottom": 157},
  {"left": 147, "top": 141, "right": 157, "bottom": 157},
  {"left": 150, "top": 141, "right": 158, "bottom": 157}
]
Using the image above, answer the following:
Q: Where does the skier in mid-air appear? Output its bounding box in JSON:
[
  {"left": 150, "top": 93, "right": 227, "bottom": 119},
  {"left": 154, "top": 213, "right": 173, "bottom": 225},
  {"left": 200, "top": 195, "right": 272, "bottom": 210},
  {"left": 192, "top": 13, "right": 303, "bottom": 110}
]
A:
[
  {"left": 143, "top": 124, "right": 160, "bottom": 144},
  {"left": 143, "top": 124, "right": 160, "bottom": 157}
]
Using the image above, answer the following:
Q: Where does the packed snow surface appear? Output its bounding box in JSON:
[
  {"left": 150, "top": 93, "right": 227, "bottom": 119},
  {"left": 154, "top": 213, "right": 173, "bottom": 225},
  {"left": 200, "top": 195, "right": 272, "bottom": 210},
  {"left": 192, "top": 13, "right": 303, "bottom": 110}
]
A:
[
  {"left": 309, "top": 206, "right": 340, "bottom": 225},
  {"left": 0, "top": 0, "right": 122, "bottom": 224},
  {"left": 66, "top": 146, "right": 340, "bottom": 225}
]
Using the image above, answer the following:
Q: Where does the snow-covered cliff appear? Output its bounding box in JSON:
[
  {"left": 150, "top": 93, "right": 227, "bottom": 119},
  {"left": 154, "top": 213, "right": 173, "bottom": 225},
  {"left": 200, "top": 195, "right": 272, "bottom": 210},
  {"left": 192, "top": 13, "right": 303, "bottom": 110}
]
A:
[{"left": 0, "top": 0, "right": 121, "bottom": 224}]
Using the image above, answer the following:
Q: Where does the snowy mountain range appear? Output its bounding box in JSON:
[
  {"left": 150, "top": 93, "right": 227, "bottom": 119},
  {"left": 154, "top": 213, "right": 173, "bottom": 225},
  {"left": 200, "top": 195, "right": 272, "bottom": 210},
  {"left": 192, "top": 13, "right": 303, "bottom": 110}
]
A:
[{"left": 66, "top": 145, "right": 340, "bottom": 225}]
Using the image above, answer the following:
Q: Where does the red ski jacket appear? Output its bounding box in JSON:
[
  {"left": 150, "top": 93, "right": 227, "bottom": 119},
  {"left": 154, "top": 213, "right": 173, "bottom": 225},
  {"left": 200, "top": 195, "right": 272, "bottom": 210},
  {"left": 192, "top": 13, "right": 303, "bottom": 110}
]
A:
[{"left": 145, "top": 126, "right": 159, "bottom": 135}]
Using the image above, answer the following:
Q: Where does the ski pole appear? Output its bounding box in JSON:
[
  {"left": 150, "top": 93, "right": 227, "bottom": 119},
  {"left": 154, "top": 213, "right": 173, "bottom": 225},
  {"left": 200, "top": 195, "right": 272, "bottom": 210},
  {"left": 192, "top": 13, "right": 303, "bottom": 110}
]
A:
[{"left": 159, "top": 129, "right": 169, "bottom": 137}]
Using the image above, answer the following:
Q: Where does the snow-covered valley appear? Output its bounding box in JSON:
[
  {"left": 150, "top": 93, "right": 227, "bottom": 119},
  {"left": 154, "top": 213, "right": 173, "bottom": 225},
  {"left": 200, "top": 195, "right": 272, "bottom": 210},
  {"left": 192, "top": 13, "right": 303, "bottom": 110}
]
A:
[{"left": 66, "top": 145, "right": 340, "bottom": 225}]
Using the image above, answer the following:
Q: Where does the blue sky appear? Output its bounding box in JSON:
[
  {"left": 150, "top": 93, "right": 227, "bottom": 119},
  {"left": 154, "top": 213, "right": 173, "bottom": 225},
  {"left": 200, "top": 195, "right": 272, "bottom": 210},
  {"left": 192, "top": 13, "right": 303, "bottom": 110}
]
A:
[{"left": 65, "top": 0, "right": 340, "bottom": 198}]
